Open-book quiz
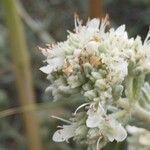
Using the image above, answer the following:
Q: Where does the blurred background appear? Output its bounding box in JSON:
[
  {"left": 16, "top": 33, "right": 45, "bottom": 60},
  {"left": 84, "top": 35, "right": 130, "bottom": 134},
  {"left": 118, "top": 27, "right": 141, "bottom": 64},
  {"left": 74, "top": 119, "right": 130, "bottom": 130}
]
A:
[{"left": 0, "top": 0, "right": 150, "bottom": 150}]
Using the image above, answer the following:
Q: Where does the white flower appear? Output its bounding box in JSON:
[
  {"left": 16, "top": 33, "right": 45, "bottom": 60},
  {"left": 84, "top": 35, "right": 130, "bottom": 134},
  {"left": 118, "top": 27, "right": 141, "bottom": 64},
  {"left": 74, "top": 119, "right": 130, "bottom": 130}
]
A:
[
  {"left": 40, "top": 57, "right": 64, "bottom": 74},
  {"left": 86, "top": 104, "right": 127, "bottom": 142},
  {"left": 86, "top": 103, "right": 106, "bottom": 128},
  {"left": 40, "top": 16, "right": 150, "bottom": 148},
  {"left": 114, "top": 25, "right": 128, "bottom": 39},
  {"left": 87, "top": 18, "right": 100, "bottom": 29},
  {"left": 52, "top": 124, "right": 77, "bottom": 142},
  {"left": 99, "top": 117, "right": 127, "bottom": 142},
  {"left": 72, "top": 18, "right": 101, "bottom": 48},
  {"left": 40, "top": 43, "right": 65, "bottom": 74}
]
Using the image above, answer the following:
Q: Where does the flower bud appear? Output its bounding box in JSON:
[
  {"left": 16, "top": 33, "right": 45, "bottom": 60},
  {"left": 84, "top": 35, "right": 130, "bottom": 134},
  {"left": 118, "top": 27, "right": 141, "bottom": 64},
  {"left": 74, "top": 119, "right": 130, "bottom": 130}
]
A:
[
  {"left": 112, "top": 85, "right": 123, "bottom": 100},
  {"left": 84, "top": 90, "right": 97, "bottom": 100}
]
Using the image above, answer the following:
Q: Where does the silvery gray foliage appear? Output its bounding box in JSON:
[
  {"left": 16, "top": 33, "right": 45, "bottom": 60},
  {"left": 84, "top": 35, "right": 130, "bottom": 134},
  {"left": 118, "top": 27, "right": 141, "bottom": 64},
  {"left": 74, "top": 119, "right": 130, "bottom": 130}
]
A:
[{"left": 40, "top": 16, "right": 150, "bottom": 149}]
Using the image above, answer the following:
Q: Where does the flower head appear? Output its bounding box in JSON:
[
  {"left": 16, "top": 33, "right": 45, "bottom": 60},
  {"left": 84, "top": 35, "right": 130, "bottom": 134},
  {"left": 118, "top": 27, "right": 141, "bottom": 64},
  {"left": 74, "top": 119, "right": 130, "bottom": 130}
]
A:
[{"left": 40, "top": 16, "right": 150, "bottom": 149}]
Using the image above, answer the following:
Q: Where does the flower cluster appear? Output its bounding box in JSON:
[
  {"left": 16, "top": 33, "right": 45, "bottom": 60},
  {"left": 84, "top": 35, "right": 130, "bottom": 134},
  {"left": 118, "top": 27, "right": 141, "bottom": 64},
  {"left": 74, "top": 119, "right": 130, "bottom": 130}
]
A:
[{"left": 40, "top": 16, "right": 150, "bottom": 149}]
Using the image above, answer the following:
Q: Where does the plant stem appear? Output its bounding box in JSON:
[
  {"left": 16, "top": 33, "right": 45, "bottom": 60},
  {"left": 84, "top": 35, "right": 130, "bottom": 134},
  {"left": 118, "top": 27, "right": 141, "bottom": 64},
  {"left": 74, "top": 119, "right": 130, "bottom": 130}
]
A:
[{"left": 2, "top": 0, "right": 43, "bottom": 150}]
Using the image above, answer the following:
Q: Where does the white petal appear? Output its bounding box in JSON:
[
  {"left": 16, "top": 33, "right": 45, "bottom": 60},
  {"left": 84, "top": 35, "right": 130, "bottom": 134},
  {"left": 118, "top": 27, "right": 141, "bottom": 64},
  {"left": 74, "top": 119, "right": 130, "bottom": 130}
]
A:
[
  {"left": 40, "top": 57, "right": 64, "bottom": 74},
  {"left": 52, "top": 124, "right": 76, "bottom": 142},
  {"left": 40, "top": 65, "right": 53, "bottom": 74},
  {"left": 114, "top": 124, "right": 127, "bottom": 142},
  {"left": 115, "top": 25, "right": 128, "bottom": 39},
  {"left": 47, "top": 57, "right": 64, "bottom": 67},
  {"left": 86, "top": 104, "right": 105, "bottom": 128},
  {"left": 101, "top": 117, "right": 127, "bottom": 142},
  {"left": 87, "top": 19, "right": 100, "bottom": 29},
  {"left": 52, "top": 129, "right": 67, "bottom": 142},
  {"left": 86, "top": 115, "right": 103, "bottom": 128}
]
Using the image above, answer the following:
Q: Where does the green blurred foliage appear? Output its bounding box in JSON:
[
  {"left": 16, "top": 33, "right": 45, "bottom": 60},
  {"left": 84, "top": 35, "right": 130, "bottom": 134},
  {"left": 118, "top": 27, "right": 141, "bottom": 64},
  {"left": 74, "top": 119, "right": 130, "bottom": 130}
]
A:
[{"left": 0, "top": 0, "right": 150, "bottom": 149}]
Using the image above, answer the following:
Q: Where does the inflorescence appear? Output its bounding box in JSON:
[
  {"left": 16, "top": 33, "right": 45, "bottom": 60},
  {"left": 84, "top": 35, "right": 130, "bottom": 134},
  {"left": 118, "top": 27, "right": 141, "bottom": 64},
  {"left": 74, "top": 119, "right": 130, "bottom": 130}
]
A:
[{"left": 40, "top": 16, "right": 150, "bottom": 149}]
